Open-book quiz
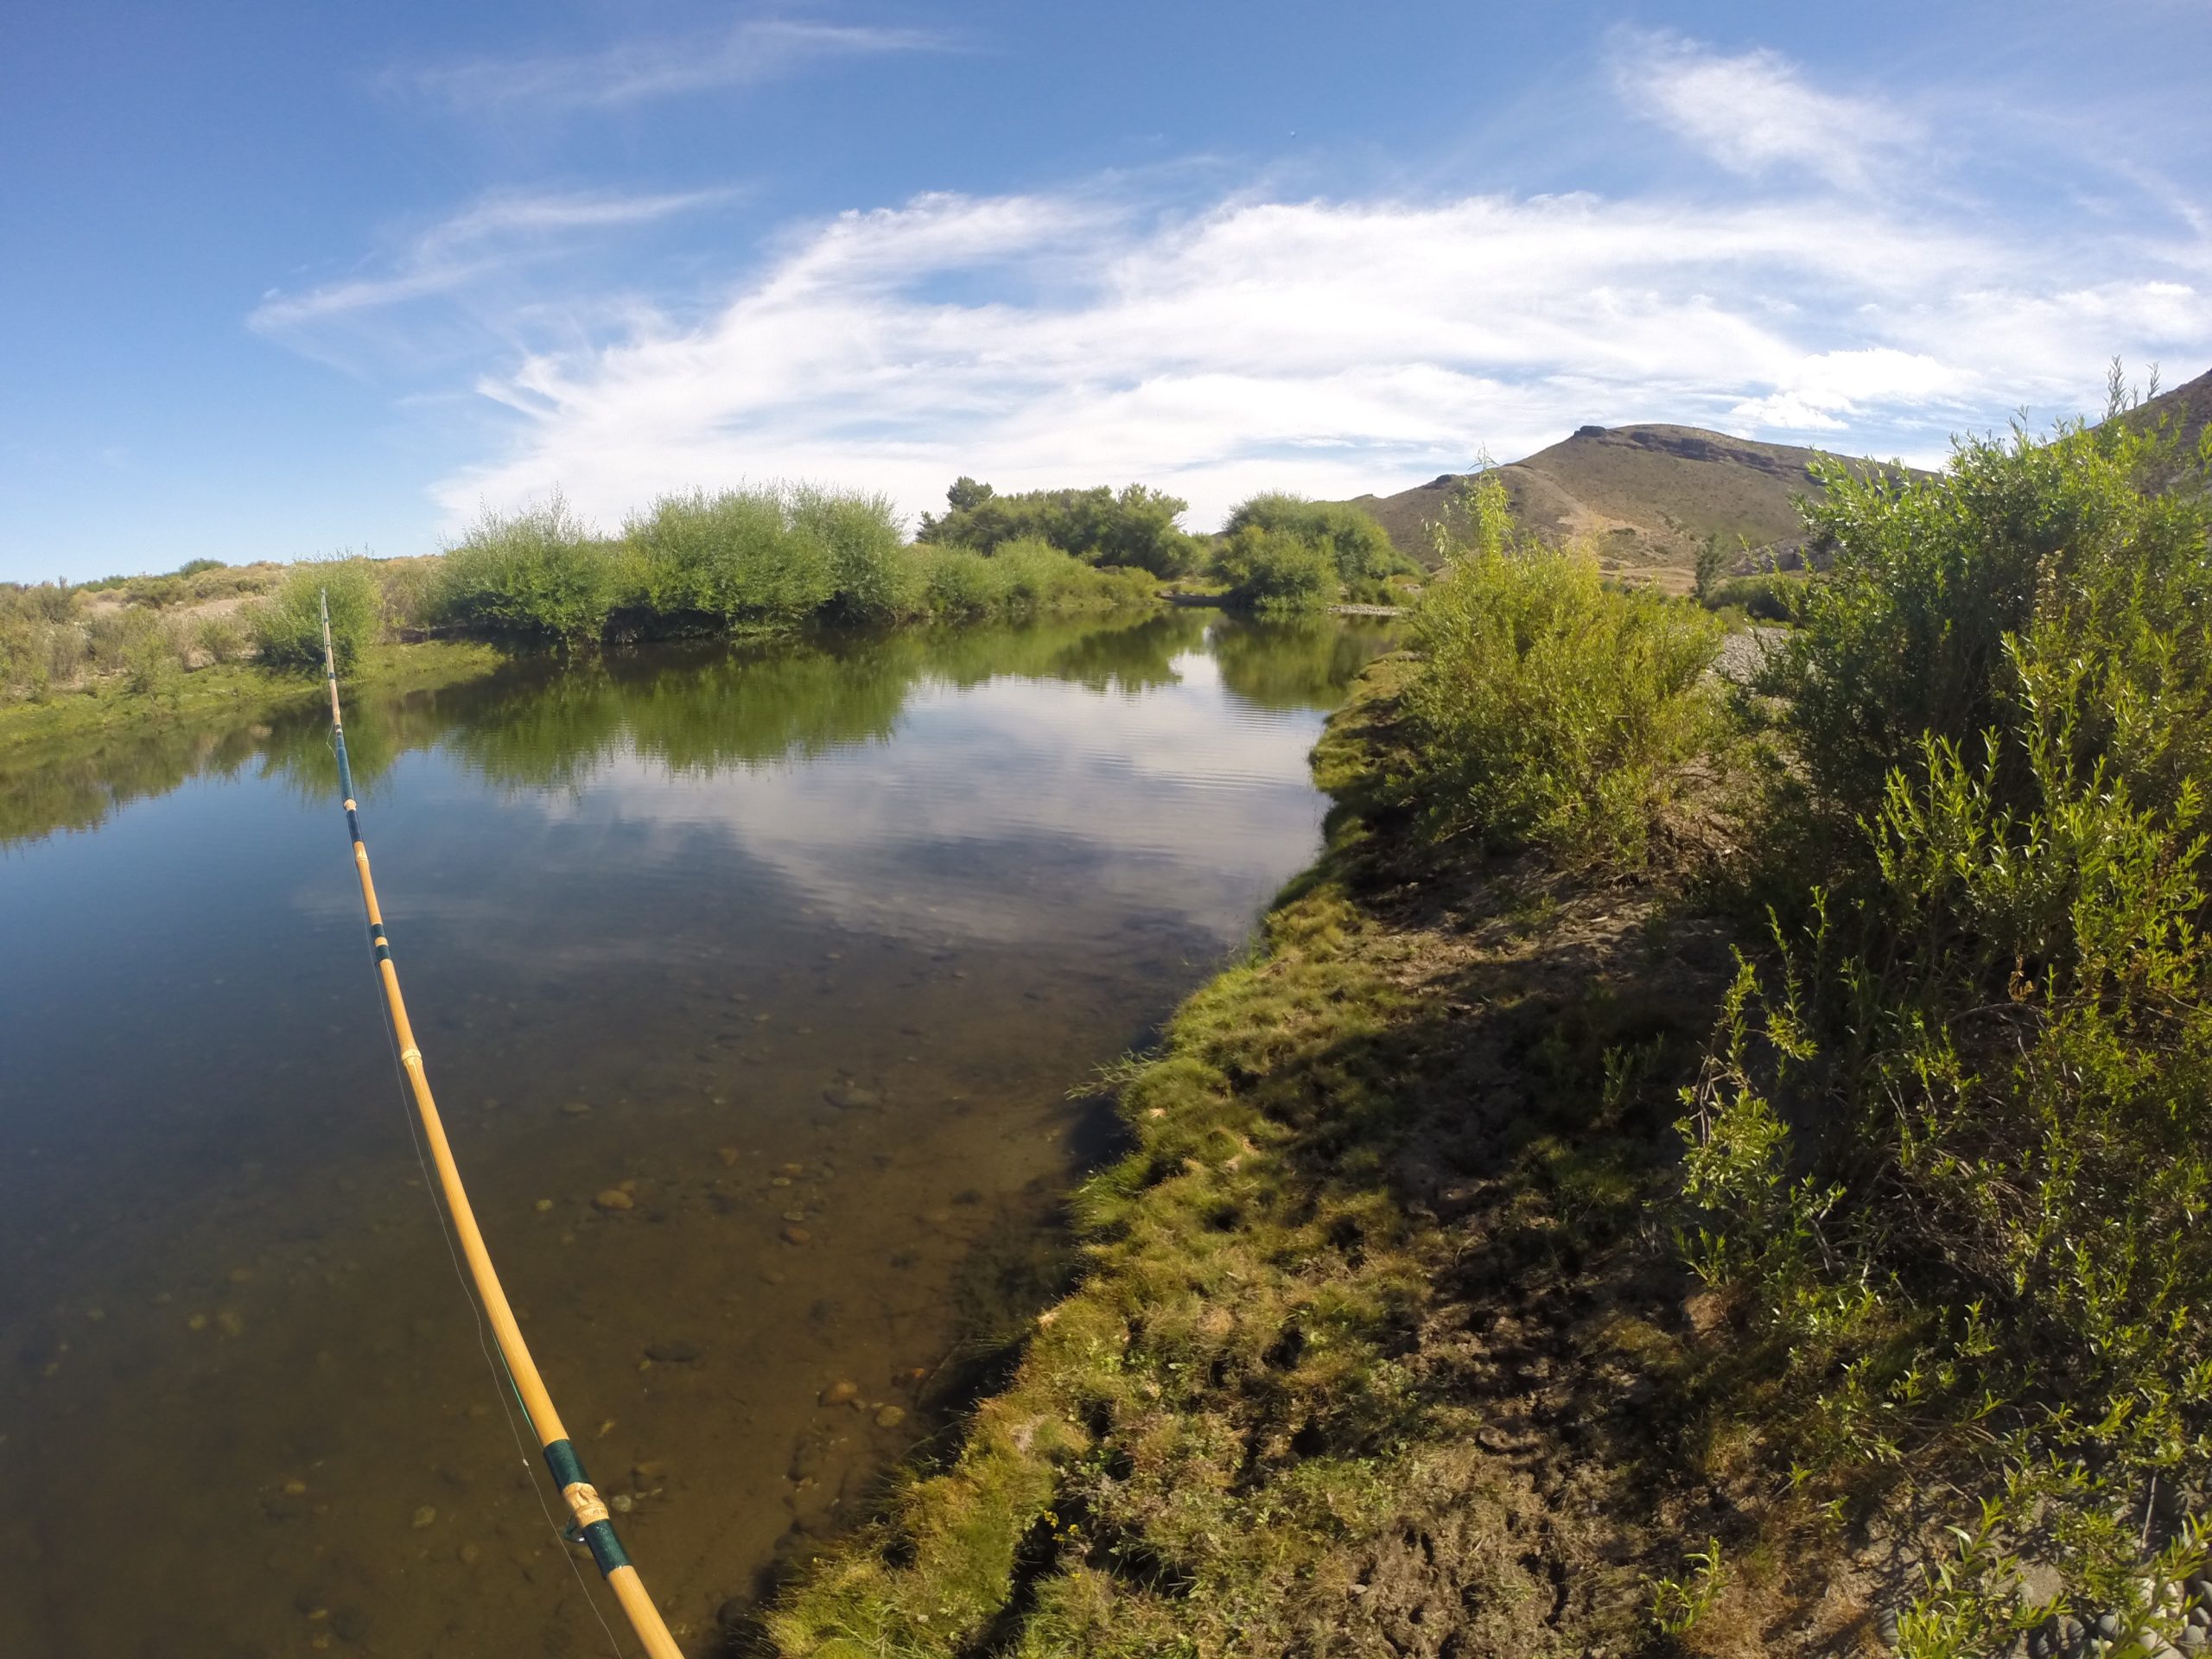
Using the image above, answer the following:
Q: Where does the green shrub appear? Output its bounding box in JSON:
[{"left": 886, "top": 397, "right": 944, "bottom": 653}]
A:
[
  {"left": 1699, "top": 572, "right": 1793, "bottom": 620},
  {"left": 1769, "top": 423, "right": 2212, "bottom": 829},
  {"left": 174, "top": 557, "right": 226, "bottom": 578},
  {"left": 991, "top": 536, "right": 1144, "bottom": 609},
  {"left": 917, "top": 479, "right": 1199, "bottom": 576},
  {"left": 1395, "top": 478, "right": 1720, "bottom": 864},
  {"left": 794, "top": 486, "right": 923, "bottom": 624},
  {"left": 0, "top": 583, "right": 86, "bottom": 701},
  {"left": 374, "top": 558, "right": 440, "bottom": 637},
  {"left": 121, "top": 616, "right": 187, "bottom": 696},
  {"left": 435, "top": 494, "right": 620, "bottom": 642},
  {"left": 1214, "top": 525, "right": 1341, "bottom": 613},
  {"left": 1680, "top": 418, "right": 2212, "bottom": 1649},
  {"left": 131, "top": 575, "right": 189, "bottom": 609},
  {"left": 194, "top": 612, "right": 249, "bottom": 664},
  {"left": 1223, "top": 493, "right": 1414, "bottom": 600},
  {"left": 252, "top": 558, "right": 380, "bottom": 672},
  {"left": 918, "top": 544, "right": 1012, "bottom": 617},
  {"left": 625, "top": 487, "right": 837, "bottom": 624}
]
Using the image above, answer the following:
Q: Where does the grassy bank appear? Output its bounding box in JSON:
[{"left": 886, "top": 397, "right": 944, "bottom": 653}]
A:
[
  {"left": 1, "top": 484, "right": 1179, "bottom": 731},
  {"left": 3, "top": 478, "right": 1421, "bottom": 734},
  {"left": 758, "top": 656, "right": 1741, "bottom": 1659},
  {"left": 0, "top": 639, "right": 505, "bottom": 753},
  {"left": 756, "top": 415, "right": 2212, "bottom": 1658}
]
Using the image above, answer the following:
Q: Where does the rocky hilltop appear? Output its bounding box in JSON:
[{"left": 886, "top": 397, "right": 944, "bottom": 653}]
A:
[{"left": 1339, "top": 423, "right": 1878, "bottom": 588}]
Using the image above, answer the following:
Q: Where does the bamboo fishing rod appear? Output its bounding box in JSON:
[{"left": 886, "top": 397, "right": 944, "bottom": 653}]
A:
[{"left": 316, "top": 594, "right": 682, "bottom": 1659}]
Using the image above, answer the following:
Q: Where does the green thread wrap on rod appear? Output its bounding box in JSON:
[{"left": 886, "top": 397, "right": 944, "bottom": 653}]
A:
[
  {"left": 581, "top": 1520, "right": 632, "bottom": 1575},
  {"left": 543, "top": 1439, "right": 588, "bottom": 1490}
]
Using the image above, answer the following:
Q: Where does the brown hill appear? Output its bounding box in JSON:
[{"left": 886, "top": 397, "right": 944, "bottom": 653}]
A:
[
  {"left": 1342, "top": 366, "right": 2209, "bottom": 592},
  {"left": 2115, "top": 365, "right": 2212, "bottom": 487},
  {"left": 1343, "top": 424, "right": 1871, "bottom": 591}
]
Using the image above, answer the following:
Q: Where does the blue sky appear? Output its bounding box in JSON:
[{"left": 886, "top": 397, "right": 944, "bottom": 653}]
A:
[{"left": 3, "top": 2, "right": 2209, "bottom": 582}]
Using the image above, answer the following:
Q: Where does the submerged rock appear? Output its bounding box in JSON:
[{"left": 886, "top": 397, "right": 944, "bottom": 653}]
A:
[
  {"left": 820, "top": 1380, "right": 860, "bottom": 1407},
  {"left": 822, "top": 1083, "right": 881, "bottom": 1112},
  {"left": 593, "top": 1190, "right": 634, "bottom": 1212},
  {"left": 410, "top": 1505, "right": 436, "bottom": 1529},
  {"left": 780, "top": 1224, "right": 812, "bottom": 1246}
]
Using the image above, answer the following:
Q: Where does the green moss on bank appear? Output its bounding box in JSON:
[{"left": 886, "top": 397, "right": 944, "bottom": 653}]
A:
[
  {"left": 0, "top": 639, "right": 505, "bottom": 754},
  {"left": 758, "top": 664, "right": 1745, "bottom": 1658}
]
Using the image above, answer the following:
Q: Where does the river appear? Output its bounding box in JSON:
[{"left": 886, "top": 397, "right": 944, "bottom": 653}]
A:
[{"left": 0, "top": 610, "right": 1390, "bottom": 1656}]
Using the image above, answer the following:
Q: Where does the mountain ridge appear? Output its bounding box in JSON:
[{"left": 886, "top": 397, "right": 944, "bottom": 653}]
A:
[
  {"left": 1343, "top": 366, "right": 2211, "bottom": 591},
  {"left": 1338, "top": 423, "right": 1885, "bottom": 590}
]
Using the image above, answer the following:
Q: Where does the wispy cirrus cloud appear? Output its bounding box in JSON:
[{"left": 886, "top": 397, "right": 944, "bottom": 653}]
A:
[
  {"left": 406, "top": 17, "right": 950, "bottom": 112},
  {"left": 426, "top": 181, "right": 2209, "bottom": 534},
  {"left": 1611, "top": 29, "right": 1916, "bottom": 188},
  {"left": 249, "top": 188, "right": 727, "bottom": 332},
  {"left": 252, "top": 34, "right": 2208, "bottom": 537}
]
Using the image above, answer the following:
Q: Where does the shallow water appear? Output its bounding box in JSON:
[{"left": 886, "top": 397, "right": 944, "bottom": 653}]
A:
[{"left": 0, "top": 611, "right": 1391, "bottom": 1657}]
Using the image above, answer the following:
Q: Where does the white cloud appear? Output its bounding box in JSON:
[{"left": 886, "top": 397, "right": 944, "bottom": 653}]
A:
[
  {"left": 250, "top": 188, "right": 724, "bottom": 331},
  {"left": 1726, "top": 347, "right": 1960, "bottom": 429},
  {"left": 423, "top": 184, "right": 2209, "bottom": 531},
  {"left": 243, "top": 35, "right": 2209, "bottom": 533},
  {"left": 408, "top": 19, "right": 947, "bottom": 111},
  {"left": 1613, "top": 29, "right": 1914, "bottom": 188}
]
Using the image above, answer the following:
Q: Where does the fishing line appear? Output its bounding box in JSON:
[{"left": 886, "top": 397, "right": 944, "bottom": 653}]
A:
[
  {"left": 312, "top": 595, "right": 681, "bottom": 1659},
  {"left": 360, "top": 930, "right": 626, "bottom": 1659}
]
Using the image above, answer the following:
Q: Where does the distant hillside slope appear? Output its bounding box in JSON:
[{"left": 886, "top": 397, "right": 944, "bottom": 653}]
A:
[
  {"left": 1338, "top": 367, "right": 2209, "bottom": 591},
  {"left": 2117, "top": 365, "right": 2212, "bottom": 487},
  {"left": 1341, "top": 424, "right": 1863, "bottom": 590}
]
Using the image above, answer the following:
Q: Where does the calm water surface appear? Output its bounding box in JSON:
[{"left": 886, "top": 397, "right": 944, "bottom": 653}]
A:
[{"left": 0, "top": 612, "right": 1390, "bottom": 1657}]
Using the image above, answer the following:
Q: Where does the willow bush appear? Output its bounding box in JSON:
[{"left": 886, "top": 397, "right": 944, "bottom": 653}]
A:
[
  {"left": 1679, "top": 418, "right": 2212, "bottom": 1654},
  {"left": 251, "top": 556, "right": 380, "bottom": 672},
  {"left": 434, "top": 493, "right": 620, "bottom": 643},
  {"left": 1395, "top": 474, "right": 1721, "bottom": 866},
  {"left": 916, "top": 477, "right": 1199, "bottom": 576},
  {"left": 626, "top": 488, "right": 837, "bottom": 623}
]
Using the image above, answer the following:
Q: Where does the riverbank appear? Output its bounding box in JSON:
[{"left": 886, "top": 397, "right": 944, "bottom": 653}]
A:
[
  {"left": 753, "top": 657, "right": 1822, "bottom": 1656},
  {"left": 759, "top": 422, "right": 2212, "bottom": 1659},
  {"left": 0, "top": 611, "right": 1395, "bottom": 1657},
  {"left": 0, "top": 638, "right": 506, "bottom": 754}
]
